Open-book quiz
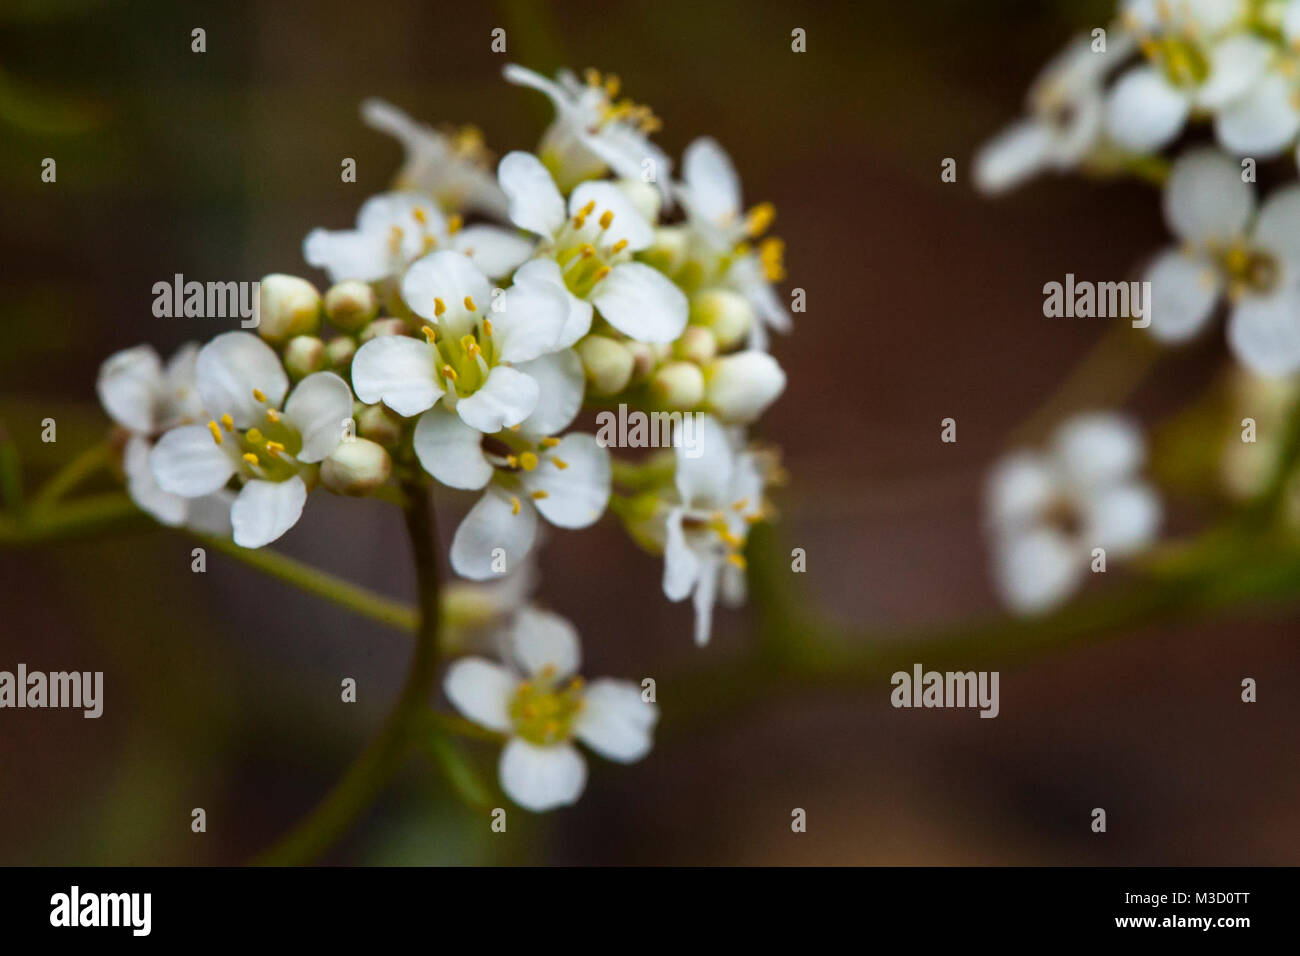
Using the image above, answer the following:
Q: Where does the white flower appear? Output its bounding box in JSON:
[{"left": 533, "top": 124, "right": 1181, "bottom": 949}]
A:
[
  {"left": 658, "top": 415, "right": 767, "bottom": 645},
  {"left": 149, "top": 332, "right": 355, "bottom": 548},
  {"left": 676, "top": 137, "right": 791, "bottom": 348},
  {"left": 444, "top": 607, "right": 657, "bottom": 812},
  {"left": 303, "top": 192, "right": 533, "bottom": 285},
  {"left": 502, "top": 64, "right": 672, "bottom": 199},
  {"left": 361, "top": 98, "right": 510, "bottom": 219},
  {"left": 975, "top": 31, "right": 1135, "bottom": 193},
  {"left": 1143, "top": 148, "right": 1300, "bottom": 375},
  {"left": 124, "top": 434, "right": 234, "bottom": 535},
  {"left": 497, "top": 150, "right": 687, "bottom": 343},
  {"left": 705, "top": 350, "right": 786, "bottom": 424},
  {"left": 412, "top": 349, "right": 609, "bottom": 580},
  {"left": 97, "top": 343, "right": 204, "bottom": 435},
  {"left": 985, "top": 413, "right": 1161, "bottom": 615},
  {"left": 350, "top": 250, "right": 573, "bottom": 433}
]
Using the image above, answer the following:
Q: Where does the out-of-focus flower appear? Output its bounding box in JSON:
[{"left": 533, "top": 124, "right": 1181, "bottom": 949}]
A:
[
  {"left": 444, "top": 607, "right": 657, "bottom": 811},
  {"left": 985, "top": 413, "right": 1161, "bottom": 615}
]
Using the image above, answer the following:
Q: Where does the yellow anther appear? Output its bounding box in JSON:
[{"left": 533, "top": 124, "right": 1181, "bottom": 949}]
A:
[
  {"left": 420, "top": 325, "right": 438, "bottom": 344},
  {"left": 611, "top": 238, "right": 628, "bottom": 254},
  {"left": 252, "top": 388, "right": 267, "bottom": 403},
  {"left": 265, "top": 408, "right": 280, "bottom": 424},
  {"left": 603, "top": 74, "right": 621, "bottom": 97},
  {"left": 388, "top": 225, "right": 404, "bottom": 253},
  {"left": 518, "top": 451, "right": 539, "bottom": 472},
  {"left": 579, "top": 200, "right": 596, "bottom": 218},
  {"left": 510, "top": 495, "right": 521, "bottom": 515},
  {"left": 727, "top": 552, "right": 748, "bottom": 570},
  {"left": 422, "top": 235, "right": 438, "bottom": 253},
  {"left": 242, "top": 452, "right": 260, "bottom": 466},
  {"left": 592, "top": 265, "right": 612, "bottom": 281},
  {"left": 579, "top": 243, "right": 596, "bottom": 259},
  {"left": 463, "top": 296, "right": 477, "bottom": 312},
  {"left": 207, "top": 420, "right": 223, "bottom": 445},
  {"left": 530, "top": 490, "right": 549, "bottom": 500},
  {"left": 539, "top": 437, "right": 560, "bottom": 448},
  {"left": 506, "top": 455, "right": 519, "bottom": 468},
  {"left": 434, "top": 297, "right": 446, "bottom": 316},
  {"left": 759, "top": 237, "right": 786, "bottom": 282},
  {"left": 573, "top": 214, "right": 587, "bottom": 230},
  {"left": 246, "top": 428, "right": 265, "bottom": 444},
  {"left": 413, "top": 206, "right": 429, "bottom": 225},
  {"left": 599, "top": 210, "right": 614, "bottom": 230},
  {"left": 745, "top": 202, "right": 776, "bottom": 237},
  {"left": 584, "top": 67, "right": 601, "bottom": 87},
  {"left": 442, "top": 365, "right": 458, "bottom": 382},
  {"left": 482, "top": 318, "right": 493, "bottom": 337},
  {"left": 733, "top": 498, "right": 750, "bottom": 511},
  {"left": 220, "top": 413, "right": 234, "bottom": 431},
  {"left": 265, "top": 441, "right": 285, "bottom": 456},
  {"left": 551, "top": 457, "right": 569, "bottom": 470},
  {"left": 447, "top": 214, "right": 463, "bottom": 235}
]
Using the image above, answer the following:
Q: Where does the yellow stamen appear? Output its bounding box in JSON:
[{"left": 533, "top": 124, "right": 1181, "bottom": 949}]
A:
[
  {"left": 506, "top": 455, "right": 519, "bottom": 468},
  {"left": 579, "top": 243, "right": 596, "bottom": 259},
  {"left": 604, "top": 74, "right": 620, "bottom": 97},
  {"left": 530, "top": 490, "right": 549, "bottom": 500},
  {"left": 510, "top": 495, "right": 521, "bottom": 515},
  {"left": 434, "top": 297, "right": 446, "bottom": 316},
  {"left": 592, "top": 265, "right": 612, "bottom": 281},
  {"left": 551, "top": 457, "right": 569, "bottom": 470},
  {"left": 518, "top": 451, "right": 539, "bottom": 471},
  {"left": 264, "top": 441, "right": 285, "bottom": 456},
  {"left": 413, "top": 206, "right": 429, "bottom": 224},
  {"left": 252, "top": 388, "right": 267, "bottom": 403},
  {"left": 573, "top": 214, "right": 587, "bottom": 230},
  {"left": 611, "top": 239, "right": 628, "bottom": 254},
  {"left": 463, "top": 296, "right": 477, "bottom": 312},
  {"left": 242, "top": 452, "right": 260, "bottom": 466},
  {"left": 246, "top": 428, "right": 264, "bottom": 444},
  {"left": 265, "top": 408, "right": 280, "bottom": 424},
  {"left": 598, "top": 210, "right": 614, "bottom": 230},
  {"left": 759, "top": 237, "right": 786, "bottom": 282},
  {"left": 733, "top": 498, "right": 750, "bottom": 511},
  {"left": 584, "top": 67, "right": 601, "bottom": 88},
  {"left": 220, "top": 413, "right": 234, "bottom": 432},
  {"left": 727, "top": 553, "right": 748, "bottom": 570},
  {"left": 539, "top": 437, "right": 560, "bottom": 448},
  {"left": 482, "top": 318, "right": 493, "bottom": 336},
  {"left": 388, "top": 225, "right": 404, "bottom": 253},
  {"left": 447, "top": 214, "right": 463, "bottom": 235},
  {"left": 420, "top": 325, "right": 438, "bottom": 344},
  {"left": 422, "top": 235, "right": 438, "bottom": 253},
  {"left": 579, "top": 200, "right": 596, "bottom": 218},
  {"left": 207, "top": 421, "right": 223, "bottom": 445},
  {"left": 442, "top": 365, "right": 458, "bottom": 382},
  {"left": 745, "top": 202, "right": 775, "bottom": 237}
]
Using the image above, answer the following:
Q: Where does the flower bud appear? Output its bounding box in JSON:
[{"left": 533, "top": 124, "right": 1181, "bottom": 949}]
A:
[
  {"left": 627, "top": 341, "right": 658, "bottom": 383},
  {"left": 320, "top": 438, "right": 391, "bottom": 496},
  {"left": 614, "top": 178, "right": 661, "bottom": 225},
  {"left": 651, "top": 361, "right": 705, "bottom": 410},
  {"left": 257, "top": 274, "right": 321, "bottom": 345},
  {"left": 643, "top": 226, "right": 689, "bottom": 274},
  {"left": 324, "top": 280, "right": 378, "bottom": 331},
  {"left": 705, "top": 351, "right": 786, "bottom": 423},
  {"left": 674, "top": 325, "right": 717, "bottom": 365},
  {"left": 577, "top": 335, "right": 634, "bottom": 396},
  {"left": 283, "top": 335, "right": 325, "bottom": 379},
  {"left": 691, "top": 288, "right": 753, "bottom": 350},
  {"left": 357, "top": 403, "right": 404, "bottom": 447},
  {"left": 359, "top": 317, "right": 409, "bottom": 342},
  {"left": 325, "top": 336, "right": 357, "bottom": 370}
]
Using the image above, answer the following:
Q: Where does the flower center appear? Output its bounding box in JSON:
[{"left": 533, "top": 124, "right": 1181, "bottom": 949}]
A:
[
  {"left": 206, "top": 389, "right": 303, "bottom": 482},
  {"left": 1042, "top": 495, "right": 1083, "bottom": 539},
  {"left": 420, "top": 296, "right": 495, "bottom": 397},
  {"left": 1142, "top": 35, "right": 1209, "bottom": 88},
  {"left": 1220, "top": 244, "right": 1279, "bottom": 296},
  {"left": 508, "top": 667, "right": 585, "bottom": 746}
]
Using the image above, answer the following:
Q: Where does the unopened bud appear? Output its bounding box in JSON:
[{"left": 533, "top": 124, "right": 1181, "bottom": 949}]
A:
[
  {"left": 320, "top": 437, "right": 391, "bottom": 496},
  {"left": 705, "top": 351, "right": 785, "bottom": 423},
  {"left": 651, "top": 361, "right": 705, "bottom": 410},
  {"left": 614, "top": 178, "right": 661, "bottom": 226},
  {"left": 577, "top": 335, "right": 634, "bottom": 396},
  {"left": 324, "top": 280, "right": 378, "bottom": 331},
  {"left": 325, "top": 336, "right": 357, "bottom": 369},
  {"left": 627, "top": 341, "right": 658, "bottom": 383},
  {"left": 643, "top": 226, "right": 689, "bottom": 274},
  {"left": 674, "top": 325, "right": 717, "bottom": 365},
  {"left": 691, "top": 288, "right": 753, "bottom": 350},
  {"left": 258, "top": 274, "right": 321, "bottom": 345},
  {"left": 359, "top": 317, "right": 409, "bottom": 342},
  {"left": 283, "top": 335, "right": 325, "bottom": 379},
  {"left": 357, "top": 403, "right": 404, "bottom": 447}
]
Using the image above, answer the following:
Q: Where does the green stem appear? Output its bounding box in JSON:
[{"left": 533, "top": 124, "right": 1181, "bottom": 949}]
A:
[
  {"left": 252, "top": 478, "right": 442, "bottom": 865},
  {"left": 194, "top": 533, "right": 418, "bottom": 633},
  {"left": 29, "top": 440, "right": 112, "bottom": 511},
  {"left": 0, "top": 492, "right": 151, "bottom": 545}
]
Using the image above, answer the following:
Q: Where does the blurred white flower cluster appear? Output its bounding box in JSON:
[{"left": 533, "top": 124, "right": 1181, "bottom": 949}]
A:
[
  {"left": 96, "top": 65, "right": 792, "bottom": 811},
  {"left": 973, "top": 1, "right": 1300, "bottom": 613}
]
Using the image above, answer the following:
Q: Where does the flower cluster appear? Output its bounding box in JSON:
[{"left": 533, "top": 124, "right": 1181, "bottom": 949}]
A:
[
  {"left": 974, "top": 1, "right": 1300, "bottom": 613},
  {"left": 95, "top": 65, "right": 791, "bottom": 811}
]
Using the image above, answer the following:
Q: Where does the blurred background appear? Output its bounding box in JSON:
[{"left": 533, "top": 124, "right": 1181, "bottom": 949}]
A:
[{"left": 1, "top": 0, "right": 1297, "bottom": 865}]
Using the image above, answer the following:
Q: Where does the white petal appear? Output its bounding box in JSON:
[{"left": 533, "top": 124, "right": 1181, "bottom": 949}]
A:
[
  {"left": 302, "top": 227, "right": 390, "bottom": 283},
  {"left": 521, "top": 433, "right": 611, "bottom": 528},
  {"left": 183, "top": 490, "right": 235, "bottom": 536},
  {"left": 150, "top": 424, "right": 237, "bottom": 496},
  {"left": 590, "top": 262, "right": 688, "bottom": 342},
  {"left": 662, "top": 507, "right": 701, "bottom": 601},
  {"left": 509, "top": 606, "right": 581, "bottom": 679},
  {"left": 1104, "top": 66, "right": 1190, "bottom": 154},
  {"left": 450, "top": 486, "right": 539, "bottom": 580},
  {"left": 691, "top": 557, "right": 721, "bottom": 646},
  {"left": 413, "top": 406, "right": 492, "bottom": 489},
  {"left": 451, "top": 225, "right": 534, "bottom": 279},
  {"left": 1081, "top": 481, "right": 1161, "bottom": 557},
  {"left": 674, "top": 414, "right": 736, "bottom": 506},
  {"left": 400, "top": 250, "right": 493, "bottom": 324},
  {"left": 1052, "top": 412, "right": 1146, "bottom": 488},
  {"left": 574, "top": 679, "right": 657, "bottom": 763},
  {"left": 516, "top": 350, "right": 585, "bottom": 438},
  {"left": 195, "top": 332, "right": 289, "bottom": 428},
  {"left": 124, "top": 435, "right": 187, "bottom": 525},
  {"left": 1145, "top": 248, "right": 1222, "bottom": 343},
  {"left": 494, "top": 279, "right": 569, "bottom": 363},
  {"left": 97, "top": 345, "right": 164, "bottom": 433},
  {"left": 513, "top": 258, "right": 592, "bottom": 347},
  {"left": 1286, "top": 0, "right": 1300, "bottom": 43},
  {"left": 992, "top": 528, "right": 1084, "bottom": 615},
  {"left": 1252, "top": 186, "right": 1300, "bottom": 272},
  {"left": 972, "top": 119, "right": 1053, "bottom": 195},
  {"left": 498, "top": 739, "right": 586, "bottom": 812},
  {"left": 679, "top": 136, "right": 742, "bottom": 226},
  {"left": 984, "top": 451, "right": 1054, "bottom": 530},
  {"left": 569, "top": 181, "right": 655, "bottom": 251},
  {"left": 1215, "top": 74, "right": 1300, "bottom": 158},
  {"left": 456, "top": 365, "right": 539, "bottom": 433},
  {"left": 1164, "top": 148, "right": 1254, "bottom": 244},
  {"left": 284, "top": 371, "right": 354, "bottom": 462},
  {"left": 706, "top": 351, "right": 786, "bottom": 424},
  {"left": 230, "top": 476, "right": 308, "bottom": 548},
  {"left": 1227, "top": 289, "right": 1300, "bottom": 377},
  {"left": 350, "top": 335, "right": 440, "bottom": 417},
  {"left": 443, "top": 657, "right": 515, "bottom": 732},
  {"left": 1196, "top": 35, "right": 1271, "bottom": 110},
  {"left": 498, "top": 150, "right": 566, "bottom": 238}
]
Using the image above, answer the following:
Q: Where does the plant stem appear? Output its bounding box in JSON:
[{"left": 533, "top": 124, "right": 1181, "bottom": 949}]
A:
[
  {"left": 194, "top": 533, "right": 418, "bottom": 633},
  {"left": 0, "top": 491, "right": 151, "bottom": 544},
  {"left": 252, "top": 478, "right": 442, "bottom": 865},
  {"left": 29, "top": 439, "right": 112, "bottom": 511}
]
